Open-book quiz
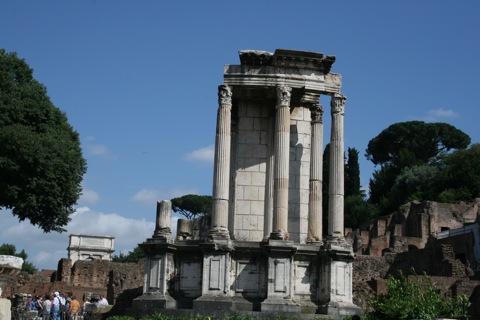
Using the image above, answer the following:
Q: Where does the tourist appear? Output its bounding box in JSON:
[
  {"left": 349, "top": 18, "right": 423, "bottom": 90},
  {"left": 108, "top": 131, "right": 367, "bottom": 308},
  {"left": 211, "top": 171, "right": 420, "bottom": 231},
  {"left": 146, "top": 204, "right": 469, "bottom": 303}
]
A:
[
  {"left": 27, "top": 295, "right": 34, "bottom": 310},
  {"left": 69, "top": 296, "right": 80, "bottom": 320},
  {"left": 52, "top": 292, "right": 61, "bottom": 320},
  {"left": 43, "top": 294, "right": 52, "bottom": 320},
  {"left": 64, "top": 297, "right": 71, "bottom": 320},
  {"left": 81, "top": 296, "right": 92, "bottom": 318},
  {"left": 98, "top": 295, "right": 108, "bottom": 305},
  {"left": 36, "top": 296, "right": 44, "bottom": 318}
]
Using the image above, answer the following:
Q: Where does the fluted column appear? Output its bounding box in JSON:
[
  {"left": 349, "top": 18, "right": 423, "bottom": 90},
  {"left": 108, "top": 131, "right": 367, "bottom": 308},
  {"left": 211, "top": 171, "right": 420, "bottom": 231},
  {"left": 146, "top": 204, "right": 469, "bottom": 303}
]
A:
[
  {"left": 307, "top": 102, "right": 324, "bottom": 242},
  {"left": 328, "top": 93, "right": 346, "bottom": 238},
  {"left": 153, "top": 200, "right": 172, "bottom": 240},
  {"left": 210, "top": 84, "right": 232, "bottom": 239},
  {"left": 270, "top": 86, "right": 292, "bottom": 240}
]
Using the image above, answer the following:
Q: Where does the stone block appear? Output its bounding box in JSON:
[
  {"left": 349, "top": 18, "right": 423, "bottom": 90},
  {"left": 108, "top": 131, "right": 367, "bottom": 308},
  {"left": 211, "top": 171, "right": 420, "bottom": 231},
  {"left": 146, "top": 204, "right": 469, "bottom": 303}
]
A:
[
  {"left": 236, "top": 172, "right": 252, "bottom": 186},
  {"left": 237, "top": 144, "right": 253, "bottom": 158},
  {"left": 244, "top": 186, "right": 259, "bottom": 201},
  {"left": 251, "top": 172, "right": 266, "bottom": 186},
  {"left": 245, "top": 130, "right": 260, "bottom": 144},
  {"left": 235, "top": 185, "right": 244, "bottom": 200},
  {"left": 253, "top": 118, "right": 267, "bottom": 130},
  {"left": 238, "top": 117, "right": 253, "bottom": 130},
  {"left": 297, "top": 120, "right": 311, "bottom": 134},
  {"left": 250, "top": 200, "right": 264, "bottom": 215},
  {"left": 243, "top": 215, "right": 259, "bottom": 230},
  {"left": 290, "top": 107, "right": 304, "bottom": 120},
  {"left": 246, "top": 104, "right": 261, "bottom": 117},
  {"left": 260, "top": 130, "right": 269, "bottom": 145},
  {"left": 252, "top": 144, "right": 267, "bottom": 158},
  {"left": 249, "top": 230, "right": 264, "bottom": 241},
  {"left": 258, "top": 160, "right": 267, "bottom": 173},
  {"left": 244, "top": 157, "right": 260, "bottom": 171},
  {"left": 235, "top": 200, "right": 251, "bottom": 216}
]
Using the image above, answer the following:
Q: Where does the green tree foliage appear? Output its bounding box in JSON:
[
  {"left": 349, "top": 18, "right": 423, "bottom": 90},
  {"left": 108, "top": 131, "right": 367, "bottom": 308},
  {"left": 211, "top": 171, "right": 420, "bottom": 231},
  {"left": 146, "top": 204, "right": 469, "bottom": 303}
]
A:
[
  {"left": 171, "top": 194, "right": 212, "bottom": 220},
  {"left": 366, "top": 271, "right": 470, "bottom": 320},
  {"left": 388, "top": 164, "right": 439, "bottom": 209},
  {"left": 344, "top": 194, "right": 376, "bottom": 229},
  {"left": 366, "top": 121, "right": 470, "bottom": 212},
  {"left": 0, "top": 49, "right": 87, "bottom": 232},
  {"left": 344, "top": 147, "right": 374, "bottom": 228},
  {"left": 435, "top": 143, "right": 480, "bottom": 203},
  {"left": 345, "top": 147, "right": 362, "bottom": 197},
  {"left": 366, "top": 121, "right": 470, "bottom": 166},
  {"left": 0, "top": 243, "right": 37, "bottom": 274},
  {"left": 112, "top": 246, "right": 145, "bottom": 263}
]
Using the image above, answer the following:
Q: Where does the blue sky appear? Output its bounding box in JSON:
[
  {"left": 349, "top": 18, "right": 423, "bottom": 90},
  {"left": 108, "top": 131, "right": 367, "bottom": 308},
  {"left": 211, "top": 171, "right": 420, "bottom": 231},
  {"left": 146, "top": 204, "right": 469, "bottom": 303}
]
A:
[{"left": 1, "top": 1, "right": 479, "bottom": 270}]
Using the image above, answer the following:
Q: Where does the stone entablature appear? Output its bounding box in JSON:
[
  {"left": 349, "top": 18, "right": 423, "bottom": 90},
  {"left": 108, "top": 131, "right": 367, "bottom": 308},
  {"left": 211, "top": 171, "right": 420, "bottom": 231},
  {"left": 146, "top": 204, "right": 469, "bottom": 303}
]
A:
[{"left": 68, "top": 234, "right": 115, "bottom": 265}]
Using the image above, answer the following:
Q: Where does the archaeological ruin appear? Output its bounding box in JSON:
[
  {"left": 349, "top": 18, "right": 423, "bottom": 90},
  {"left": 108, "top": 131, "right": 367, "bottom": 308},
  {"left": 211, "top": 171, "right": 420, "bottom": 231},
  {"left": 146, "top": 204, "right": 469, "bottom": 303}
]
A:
[
  {"left": 130, "top": 49, "right": 360, "bottom": 318},
  {"left": 67, "top": 234, "right": 115, "bottom": 265}
]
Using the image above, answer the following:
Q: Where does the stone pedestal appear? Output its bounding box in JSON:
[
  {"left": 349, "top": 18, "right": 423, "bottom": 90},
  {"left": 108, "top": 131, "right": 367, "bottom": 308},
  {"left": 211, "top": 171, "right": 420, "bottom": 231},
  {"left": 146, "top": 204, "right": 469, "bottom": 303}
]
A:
[
  {"left": 319, "top": 239, "right": 360, "bottom": 318},
  {"left": 132, "top": 241, "right": 177, "bottom": 311},
  {"left": 0, "top": 255, "right": 23, "bottom": 320},
  {"left": 261, "top": 240, "right": 301, "bottom": 313},
  {"left": 193, "top": 240, "right": 234, "bottom": 311}
]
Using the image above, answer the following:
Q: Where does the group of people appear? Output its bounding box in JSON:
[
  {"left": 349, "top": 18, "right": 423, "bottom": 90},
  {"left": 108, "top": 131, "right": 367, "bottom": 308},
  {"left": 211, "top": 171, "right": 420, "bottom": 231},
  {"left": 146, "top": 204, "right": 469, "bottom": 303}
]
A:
[{"left": 25, "top": 291, "right": 108, "bottom": 320}]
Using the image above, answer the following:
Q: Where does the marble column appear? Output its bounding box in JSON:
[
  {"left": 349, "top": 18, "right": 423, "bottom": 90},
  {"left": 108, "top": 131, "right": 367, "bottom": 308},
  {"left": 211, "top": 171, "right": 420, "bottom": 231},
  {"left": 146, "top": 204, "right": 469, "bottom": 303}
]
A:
[
  {"left": 270, "top": 86, "right": 292, "bottom": 240},
  {"left": 210, "top": 84, "right": 232, "bottom": 239},
  {"left": 328, "top": 93, "right": 347, "bottom": 238},
  {"left": 153, "top": 200, "right": 172, "bottom": 240},
  {"left": 307, "top": 102, "right": 324, "bottom": 242}
]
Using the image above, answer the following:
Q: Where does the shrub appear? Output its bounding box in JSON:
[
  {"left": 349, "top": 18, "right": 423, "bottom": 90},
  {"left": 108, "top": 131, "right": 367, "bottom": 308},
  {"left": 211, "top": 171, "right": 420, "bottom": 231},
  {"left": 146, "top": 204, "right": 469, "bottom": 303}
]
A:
[{"left": 365, "top": 270, "right": 470, "bottom": 320}]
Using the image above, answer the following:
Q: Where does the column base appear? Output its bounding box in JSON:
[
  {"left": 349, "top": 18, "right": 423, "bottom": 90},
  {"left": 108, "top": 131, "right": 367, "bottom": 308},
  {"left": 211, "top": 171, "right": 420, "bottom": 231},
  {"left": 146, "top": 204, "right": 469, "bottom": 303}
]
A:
[
  {"left": 193, "top": 295, "right": 233, "bottom": 312},
  {"left": 208, "top": 227, "right": 230, "bottom": 241},
  {"left": 319, "top": 301, "right": 361, "bottom": 318},
  {"left": 131, "top": 292, "right": 177, "bottom": 310},
  {"left": 261, "top": 298, "right": 301, "bottom": 313},
  {"left": 269, "top": 230, "right": 289, "bottom": 240}
]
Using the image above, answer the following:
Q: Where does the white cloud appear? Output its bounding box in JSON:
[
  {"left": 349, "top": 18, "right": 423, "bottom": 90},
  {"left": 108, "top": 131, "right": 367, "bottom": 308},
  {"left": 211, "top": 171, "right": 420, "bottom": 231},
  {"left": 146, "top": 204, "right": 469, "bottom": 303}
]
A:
[
  {"left": 426, "top": 108, "right": 459, "bottom": 122},
  {"left": 185, "top": 144, "right": 214, "bottom": 162},
  {"left": 79, "top": 187, "right": 100, "bottom": 205},
  {"left": 1, "top": 207, "right": 157, "bottom": 270},
  {"left": 132, "top": 188, "right": 160, "bottom": 205},
  {"left": 85, "top": 144, "right": 116, "bottom": 159}
]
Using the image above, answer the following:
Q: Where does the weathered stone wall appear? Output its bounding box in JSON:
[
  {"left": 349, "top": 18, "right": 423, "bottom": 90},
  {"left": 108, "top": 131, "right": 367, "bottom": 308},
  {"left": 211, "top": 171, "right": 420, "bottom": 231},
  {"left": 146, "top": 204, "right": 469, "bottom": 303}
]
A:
[
  {"left": 348, "top": 199, "right": 480, "bottom": 257},
  {"left": 232, "top": 100, "right": 271, "bottom": 241},
  {"left": 288, "top": 105, "right": 311, "bottom": 244},
  {"left": 3, "top": 259, "right": 143, "bottom": 307},
  {"left": 352, "top": 244, "right": 474, "bottom": 311},
  {"left": 70, "top": 259, "right": 111, "bottom": 288},
  {"left": 230, "top": 101, "right": 312, "bottom": 243}
]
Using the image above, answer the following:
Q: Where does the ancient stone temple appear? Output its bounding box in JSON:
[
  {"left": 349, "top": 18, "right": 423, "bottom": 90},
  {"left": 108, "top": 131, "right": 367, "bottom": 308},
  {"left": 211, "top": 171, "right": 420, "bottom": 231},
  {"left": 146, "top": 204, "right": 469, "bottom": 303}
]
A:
[{"left": 131, "top": 49, "right": 359, "bottom": 318}]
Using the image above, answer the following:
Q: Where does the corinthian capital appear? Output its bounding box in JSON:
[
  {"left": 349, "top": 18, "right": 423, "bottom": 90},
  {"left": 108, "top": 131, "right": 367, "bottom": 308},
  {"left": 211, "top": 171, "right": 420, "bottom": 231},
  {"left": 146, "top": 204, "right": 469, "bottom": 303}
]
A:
[
  {"left": 330, "top": 93, "right": 346, "bottom": 115},
  {"left": 310, "top": 102, "right": 323, "bottom": 123},
  {"left": 218, "top": 84, "right": 232, "bottom": 108},
  {"left": 276, "top": 86, "right": 292, "bottom": 108}
]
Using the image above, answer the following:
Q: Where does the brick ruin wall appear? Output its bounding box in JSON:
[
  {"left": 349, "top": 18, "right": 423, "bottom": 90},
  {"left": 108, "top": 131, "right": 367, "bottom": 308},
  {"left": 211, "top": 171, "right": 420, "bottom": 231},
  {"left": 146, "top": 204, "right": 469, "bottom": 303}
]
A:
[{"left": 3, "top": 259, "right": 144, "bottom": 315}]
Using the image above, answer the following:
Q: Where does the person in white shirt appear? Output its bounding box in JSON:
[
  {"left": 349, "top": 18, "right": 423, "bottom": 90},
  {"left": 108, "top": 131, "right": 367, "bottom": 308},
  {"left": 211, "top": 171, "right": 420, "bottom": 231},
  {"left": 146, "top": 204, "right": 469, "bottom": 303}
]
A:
[
  {"left": 98, "top": 295, "right": 108, "bottom": 305},
  {"left": 52, "top": 292, "right": 61, "bottom": 320},
  {"left": 42, "top": 294, "right": 51, "bottom": 320}
]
